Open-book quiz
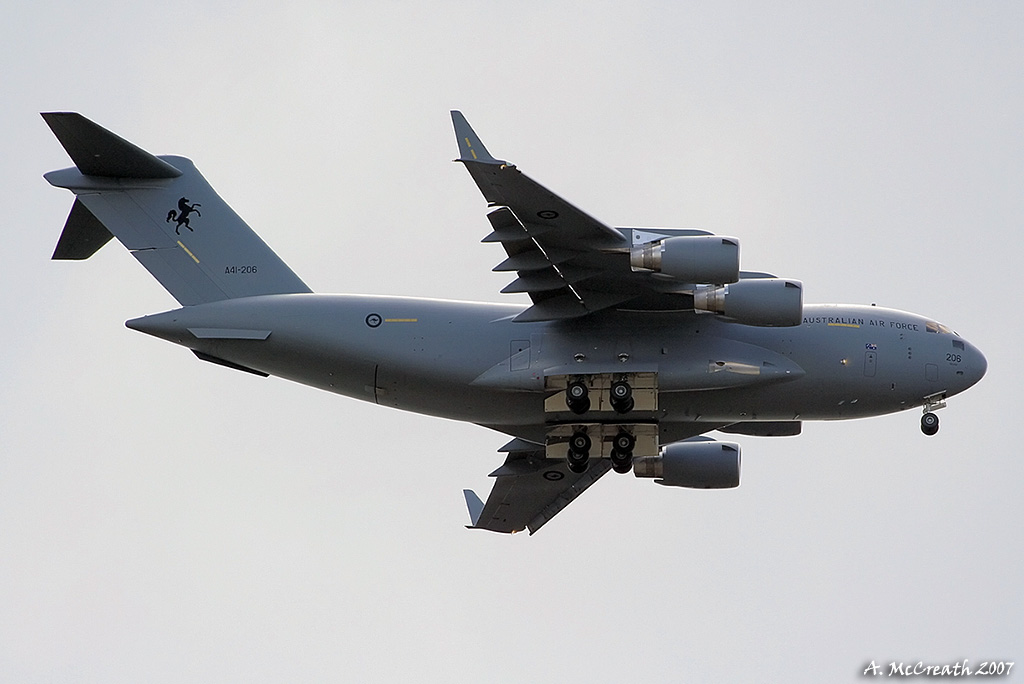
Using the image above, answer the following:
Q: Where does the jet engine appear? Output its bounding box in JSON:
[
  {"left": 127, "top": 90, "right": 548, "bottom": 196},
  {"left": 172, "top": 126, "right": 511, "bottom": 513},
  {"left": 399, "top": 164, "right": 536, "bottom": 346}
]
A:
[
  {"left": 693, "top": 278, "right": 803, "bottom": 326},
  {"left": 630, "top": 235, "right": 740, "bottom": 284},
  {"left": 633, "top": 441, "right": 741, "bottom": 488}
]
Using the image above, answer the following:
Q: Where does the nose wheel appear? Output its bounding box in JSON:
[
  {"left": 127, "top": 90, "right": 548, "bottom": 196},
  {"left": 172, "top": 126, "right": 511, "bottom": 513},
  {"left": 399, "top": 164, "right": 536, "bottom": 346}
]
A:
[{"left": 920, "top": 392, "right": 946, "bottom": 436}]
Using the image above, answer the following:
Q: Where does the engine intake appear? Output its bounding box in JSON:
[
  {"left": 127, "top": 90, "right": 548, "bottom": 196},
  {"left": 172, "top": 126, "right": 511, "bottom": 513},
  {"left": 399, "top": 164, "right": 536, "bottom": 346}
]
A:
[
  {"left": 630, "top": 235, "right": 740, "bottom": 284},
  {"left": 693, "top": 278, "right": 803, "bottom": 327},
  {"left": 633, "top": 441, "right": 741, "bottom": 489}
]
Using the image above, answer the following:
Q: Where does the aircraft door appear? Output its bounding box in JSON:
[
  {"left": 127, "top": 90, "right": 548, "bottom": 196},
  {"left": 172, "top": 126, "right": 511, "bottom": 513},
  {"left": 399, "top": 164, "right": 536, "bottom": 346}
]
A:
[{"left": 864, "top": 351, "right": 877, "bottom": 377}]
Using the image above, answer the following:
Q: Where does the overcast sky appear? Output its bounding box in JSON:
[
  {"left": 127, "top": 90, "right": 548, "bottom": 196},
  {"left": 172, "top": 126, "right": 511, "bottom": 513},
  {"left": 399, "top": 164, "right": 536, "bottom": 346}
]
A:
[{"left": 2, "top": 2, "right": 1021, "bottom": 682}]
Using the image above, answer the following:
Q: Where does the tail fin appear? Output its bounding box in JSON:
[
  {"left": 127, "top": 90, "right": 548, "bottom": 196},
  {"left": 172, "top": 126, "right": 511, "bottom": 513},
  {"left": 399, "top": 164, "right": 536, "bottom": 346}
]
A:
[{"left": 43, "top": 112, "right": 312, "bottom": 305}]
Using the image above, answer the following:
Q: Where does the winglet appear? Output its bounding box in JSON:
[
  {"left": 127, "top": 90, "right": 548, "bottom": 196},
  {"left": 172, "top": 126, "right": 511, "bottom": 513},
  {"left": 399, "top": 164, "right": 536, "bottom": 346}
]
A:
[
  {"left": 451, "top": 111, "right": 503, "bottom": 165},
  {"left": 41, "top": 112, "right": 182, "bottom": 179},
  {"left": 463, "top": 489, "right": 485, "bottom": 527}
]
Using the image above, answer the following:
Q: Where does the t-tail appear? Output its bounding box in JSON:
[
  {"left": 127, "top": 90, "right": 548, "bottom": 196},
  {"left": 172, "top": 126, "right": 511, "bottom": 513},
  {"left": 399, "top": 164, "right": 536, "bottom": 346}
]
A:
[{"left": 42, "top": 112, "right": 311, "bottom": 305}]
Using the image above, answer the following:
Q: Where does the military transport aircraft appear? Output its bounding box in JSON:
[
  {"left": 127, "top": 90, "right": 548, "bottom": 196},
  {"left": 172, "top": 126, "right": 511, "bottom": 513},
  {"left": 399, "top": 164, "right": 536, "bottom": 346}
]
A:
[{"left": 42, "top": 111, "right": 986, "bottom": 534}]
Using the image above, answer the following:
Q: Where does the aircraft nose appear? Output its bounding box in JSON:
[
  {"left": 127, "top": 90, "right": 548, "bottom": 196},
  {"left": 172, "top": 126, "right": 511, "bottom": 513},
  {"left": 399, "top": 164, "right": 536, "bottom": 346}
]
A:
[{"left": 960, "top": 339, "right": 987, "bottom": 390}]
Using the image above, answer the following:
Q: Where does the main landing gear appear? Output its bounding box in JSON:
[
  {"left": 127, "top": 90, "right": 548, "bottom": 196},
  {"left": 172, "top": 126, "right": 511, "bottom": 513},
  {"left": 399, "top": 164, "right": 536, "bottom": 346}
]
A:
[
  {"left": 567, "top": 430, "right": 592, "bottom": 473},
  {"left": 565, "top": 380, "right": 591, "bottom": 415},
  {"left": 566, "top": 378, "right": 633, "bottom": 415},
  {"left": 609, "top": 380, "right": 634, "bottom": 414},
  {"left": 548, "top": 373, "right": 656, "bottom": 474},
  {"left": 610, "top": 431, "right": 635, "bottom": 474},
  {"left": 564, "top": 428, "right": 638, "bottom": 474}
]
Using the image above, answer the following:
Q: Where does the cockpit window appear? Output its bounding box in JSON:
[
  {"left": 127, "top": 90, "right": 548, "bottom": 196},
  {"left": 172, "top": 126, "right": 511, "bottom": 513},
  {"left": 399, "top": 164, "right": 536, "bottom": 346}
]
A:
[{"left": 926, "top": 320, "right": 954, "bottom": 334}]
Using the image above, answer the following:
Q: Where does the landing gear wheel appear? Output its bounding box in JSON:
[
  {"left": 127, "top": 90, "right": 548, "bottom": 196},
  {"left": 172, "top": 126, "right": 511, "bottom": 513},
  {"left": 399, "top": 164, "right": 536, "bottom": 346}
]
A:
[
  {"left": 612, "top": 431, "right": 636, "bottom": 453},
  {"left": 610, "top": 431, "right": 635, "bottom": 474},
  {"left": 569, "top": 431, "right": 592, "bottom": 453},
  {"left": 921, "top": 412, "right": 939, "bottom": 436},
  {"left": 566, "top": 430, "right": 591, "bottom": 473},
  {"left": 566, "top": 380, "right": 591, "bottom": 415},
  {"left": 610, "top": 450, "right": 633, "bottom": 474},
  {"left": 567, "top": 449, "right": 590, "bottom": 473},
  {"left": 610, "top": 381, "right": 634, "bottom": 414}
]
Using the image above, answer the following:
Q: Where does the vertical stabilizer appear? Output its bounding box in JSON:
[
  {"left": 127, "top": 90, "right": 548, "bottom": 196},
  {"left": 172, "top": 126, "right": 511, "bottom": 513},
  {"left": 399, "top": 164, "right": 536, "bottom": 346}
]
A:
[{"left": 43, "top": 112, "right": 312, "bottom": 305}]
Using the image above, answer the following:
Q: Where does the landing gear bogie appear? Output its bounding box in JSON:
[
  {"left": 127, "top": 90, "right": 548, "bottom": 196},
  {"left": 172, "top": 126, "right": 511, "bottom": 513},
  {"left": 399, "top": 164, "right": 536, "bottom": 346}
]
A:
[{"left": 547, "top": 372, "right": 657, "bottom": 417}]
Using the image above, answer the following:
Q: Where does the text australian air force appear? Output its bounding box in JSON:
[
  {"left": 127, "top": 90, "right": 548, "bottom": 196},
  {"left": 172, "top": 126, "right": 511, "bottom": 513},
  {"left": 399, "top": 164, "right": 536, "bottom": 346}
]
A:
[{"left": 803, "top": 315, "right": 921, "bottom": 331}]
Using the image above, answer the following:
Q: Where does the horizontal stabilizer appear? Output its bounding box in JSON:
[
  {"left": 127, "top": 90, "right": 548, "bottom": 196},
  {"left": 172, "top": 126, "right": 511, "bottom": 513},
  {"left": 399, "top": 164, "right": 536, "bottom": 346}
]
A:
[
  {"left": 41, "top": 112, "right": 182, "bottom": 179},
  {"left": 52, "top": 199, "right": 114, "bottom": 260}
]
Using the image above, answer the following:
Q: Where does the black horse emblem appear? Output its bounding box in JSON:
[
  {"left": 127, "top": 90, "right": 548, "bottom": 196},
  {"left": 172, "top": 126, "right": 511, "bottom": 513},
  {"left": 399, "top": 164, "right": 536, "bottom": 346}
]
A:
[{"left": 166, "top": 197, "right": 202, "bottom": 234}]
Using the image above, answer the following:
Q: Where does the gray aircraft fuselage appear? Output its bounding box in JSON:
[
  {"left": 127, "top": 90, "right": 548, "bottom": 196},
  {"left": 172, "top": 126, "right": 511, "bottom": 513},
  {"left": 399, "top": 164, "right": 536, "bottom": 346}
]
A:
[{"left": 127, "top": 294, "right": 987, "bottom": 444}]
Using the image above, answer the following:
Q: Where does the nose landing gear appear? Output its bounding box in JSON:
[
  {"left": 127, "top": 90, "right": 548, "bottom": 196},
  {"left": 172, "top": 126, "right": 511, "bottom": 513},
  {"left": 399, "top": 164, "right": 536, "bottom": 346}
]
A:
[{"left": 920, "top": 392, "right": 946, "bottom": 436}]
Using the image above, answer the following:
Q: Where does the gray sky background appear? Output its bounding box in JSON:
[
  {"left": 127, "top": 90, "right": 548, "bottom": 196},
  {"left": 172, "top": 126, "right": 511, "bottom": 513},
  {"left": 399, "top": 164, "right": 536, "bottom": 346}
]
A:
[{"left": 2, "top": 2, "right": 1021, "bottom": 682}]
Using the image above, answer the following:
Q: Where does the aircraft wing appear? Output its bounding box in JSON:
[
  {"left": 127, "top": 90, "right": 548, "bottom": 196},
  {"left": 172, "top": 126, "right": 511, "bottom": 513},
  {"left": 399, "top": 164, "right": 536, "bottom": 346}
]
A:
[
  {"left": 464, "top": 439, "right": 611, "bottom": 534},
  {"left": 453, "top": 111, "right": 712, "bottom": 322}
]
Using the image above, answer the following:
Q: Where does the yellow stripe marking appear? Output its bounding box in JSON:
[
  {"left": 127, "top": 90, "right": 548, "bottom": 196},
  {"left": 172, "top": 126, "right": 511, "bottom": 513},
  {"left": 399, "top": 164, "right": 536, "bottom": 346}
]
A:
[
  {"left": 828, "top": 322, "right": 860, "bottom": 328},
  {"left": 385, "top": 318, "right": 418, "bottom": 323},
  {"left": 177, "top": 240, "right": 200, "bottom": 264}
]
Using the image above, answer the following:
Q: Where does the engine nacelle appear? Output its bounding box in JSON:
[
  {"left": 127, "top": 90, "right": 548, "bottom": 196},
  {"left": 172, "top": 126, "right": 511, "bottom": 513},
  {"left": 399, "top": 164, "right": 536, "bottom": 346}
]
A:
[
  {"left": 630, "top": 235, "right": 740, "bottom": 284},
  {"left": 633, "top": 441, "right": 740, "bottom": 489},
  {"left": 693, "top": 278, "right": 803, "bottom": 326}
]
